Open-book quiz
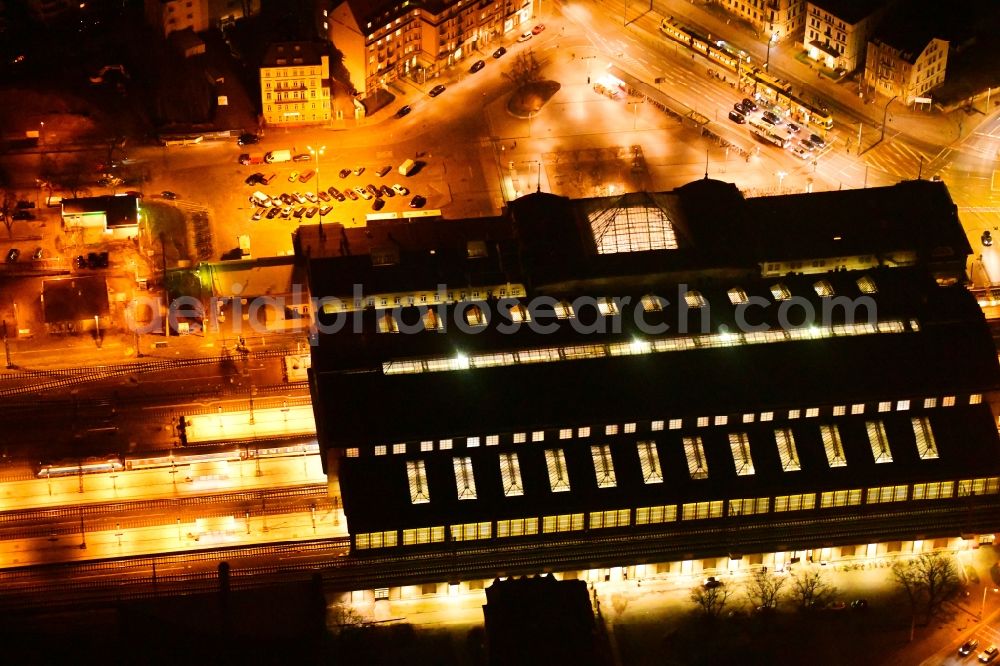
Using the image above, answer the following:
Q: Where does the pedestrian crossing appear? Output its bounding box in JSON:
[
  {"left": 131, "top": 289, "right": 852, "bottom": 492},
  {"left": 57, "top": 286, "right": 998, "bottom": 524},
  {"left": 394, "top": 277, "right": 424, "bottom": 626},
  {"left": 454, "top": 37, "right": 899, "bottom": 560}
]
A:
[{"left": 861, "top": 140, "right": 938, "bottom": 181}]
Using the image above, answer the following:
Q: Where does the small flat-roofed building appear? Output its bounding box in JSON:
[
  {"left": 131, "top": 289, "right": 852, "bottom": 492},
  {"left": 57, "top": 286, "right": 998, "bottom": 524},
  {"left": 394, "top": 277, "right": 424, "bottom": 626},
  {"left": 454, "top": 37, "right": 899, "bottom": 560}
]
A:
[
  {"left": 61, "top": 195, "right": 140, "bottom": 240},
  {"left": 301, "top": 178, "right": 999, "bottom": 578},
  {"left": 42, "top": 276, "right": 110, "bottom": 333}
]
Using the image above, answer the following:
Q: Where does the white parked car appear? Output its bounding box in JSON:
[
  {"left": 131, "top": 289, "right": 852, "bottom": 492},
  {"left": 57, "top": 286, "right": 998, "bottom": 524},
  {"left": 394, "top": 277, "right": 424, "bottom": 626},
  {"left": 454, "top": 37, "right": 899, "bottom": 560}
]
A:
[
  {"left": 392, "top": 183, "right": 410, "bottom": 196},
  {"left": 518, "top": 31, "right": 533, "bottom": 42},
  {"left": 354, "top": 186, "right": 373, "bottom": 200}
]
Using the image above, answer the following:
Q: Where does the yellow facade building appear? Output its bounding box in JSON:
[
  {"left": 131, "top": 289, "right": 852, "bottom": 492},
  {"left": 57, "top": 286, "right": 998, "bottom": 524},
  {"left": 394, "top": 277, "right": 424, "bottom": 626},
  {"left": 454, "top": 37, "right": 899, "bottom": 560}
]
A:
[{"left": 260, "top": 42, "right": 332, "bottom": 126}]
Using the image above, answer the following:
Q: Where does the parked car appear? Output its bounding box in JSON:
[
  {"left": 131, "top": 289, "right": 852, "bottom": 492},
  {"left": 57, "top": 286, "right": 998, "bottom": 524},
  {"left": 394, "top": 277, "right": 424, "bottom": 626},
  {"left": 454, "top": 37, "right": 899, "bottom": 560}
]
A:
[
  {"left": 280, "top": 206, "right": 293, "bottom": 218},
  {"left": 376, "top": 165, "right": 392, "bottom": 177},
  {"left": 493, "top": 46, "right": 507, "bottom": 58},
  {"left": 298, "top": 170, "right": 315, "bottom": 183},
  {"left": 392, "top": 183, "right": 410, "bottom": 196},
  {"left": 517, "top": 31, "right": 533, "bottom": 42},
  {"left": 338, "top": 168, "right": 351, "bottom": 179},
  {"left": 429, "top": 84, "right": 446, "bottom": 97},
  {"left": 409, "top": 194, "right": 426, "bottom": 208},
  {"left": 395, "top": 105, "right": 411, "bottom": 118},
  {"left": 237, "top": 133, "right": 259, "bottom": 146},
  {"left": 979, "top": 646, "right": 999, "bottom": 664},
  {"left": 266, "top": 207, "right": 281, "bottom": 219},
  {"left": 251, "top": 208, "right": 264, "bottom": 221},
  {"left": 244, "top": 173, "right": 265, "bottom": 186},
  {"left": 470, "top": 60, "right": 486, "bottom": 73},
  {"left": 288, "top": 171, "right": 300, "bottom": 182},
  {"left": 292, "top": 153, "right": 312, "bottom": 162},
  {"left": 161, "top": 191, "right": 178, "bottom": 199},
  {"left": 292, "top": 192, "right": 307, "bottom": 204},
  {"left": 961, "top": 640, "right": 981, "bottom": 657},
  {"left": 741, "top": 97, "right": 758, "bottom": 112},
  {"left": 531, "top": 23, "right": 545, "bottom": 34},
  {"left": 728, "top": 110, "right": 746, "bottom": 124},
  {"left": 12, "top": 210, "right": 34, "bottom": 220},
  {"left": 305, "top": 206, "right": 319, "bottom": 218},
  {"left": 380, "top": 184, "right": 395, "bottom": 197},
  {"left": 366, "top": 184, "right": 381, "bottom": 198},
  {"left": 293, "top": 207, "right": 306, "bottom": 218},
  {"left": 734, "top": 101, "right": 748, "bottom": 114},
  {"left": 32, "top": 247, "right": 43, "bottom": 260},
  {"left": 328, "top": 186, "right": 345, "bottom": 201},
  {"left": 345, "top": 188, "right": 359, "bottom": 201},
  {"left": 5, "top": 248, "right": 19, "bottom": 263},
  {"left": 372, "top": 198, "right": 386, "bottom": 211},
  {"left": 74, "top": 255, "right": 87, "bottom": 269},
  {"left": 790, "top": 146, "right": 810, "bottom": 160},
  {"left": 983, "top": 230, "right": 993, "bottom": 247},
  {"left": 317, "top": 190, "right": 331, "bottom": 202},
  {"left": 761, "top": 110, "right": 782, "bottom": 125},
  {"left": 809, "top": 133, "right": 826, "bottom": 147},
  {"left": 798, "top": 139, "right": 816, "bottom": 152},
  {"left": 355, "top": 186, "right": 373, "bottom": 200},
  {"left": 352, "top": 166, "right": 365, "bottom": 176},
  {"left": 702, "top": 577, "right": 722, "bottom": 589},
  {"left": 318, "top": 205, "right": 332, "bottom": 216},
  {"left": 785, "top": 122, "right": 801, "bottom": 133},
  {"left": 304, "top": 192, "right": 318, "bottom": 203},
  {"left": 850, "top": 599, "right": 868, "bottom": 610}
]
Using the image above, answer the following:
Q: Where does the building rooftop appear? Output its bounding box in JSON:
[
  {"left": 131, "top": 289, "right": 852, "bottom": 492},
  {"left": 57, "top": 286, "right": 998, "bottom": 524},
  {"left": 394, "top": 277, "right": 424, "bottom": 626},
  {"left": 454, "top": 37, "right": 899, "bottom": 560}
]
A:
[
  {"left": 42, "top": 276, "right": 110, "bottom": 323},
  {"left": 808, "top": 0, "right": 886, "bottom": 25},
  {"left": 261, "top": 42, "right": 328, "bottom": 68},
  {"left": 871, "top": 0, "right": 946, "bottom": 63},
  {"left": 61, "top": 194, "right": 139, "bottom": 228}
]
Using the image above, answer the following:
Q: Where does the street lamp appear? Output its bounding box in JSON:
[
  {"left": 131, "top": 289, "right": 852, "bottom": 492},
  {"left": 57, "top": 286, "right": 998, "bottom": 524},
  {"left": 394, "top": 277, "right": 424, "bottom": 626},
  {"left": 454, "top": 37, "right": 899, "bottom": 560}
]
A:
[
  {"left": 307, "top": 145, "right": 326, "bottom": 237},
  {"left": 981, "top": 586, "right": 999, "bottom": 619},
  {"left": 765, "top": 33, "right": 777, "bottom": 70},
  {"left": 776, "top": 170, "right": 787, "bottom": 190},
  {"left": 879, "top": 95, "right": 898, "bottom": 144}
]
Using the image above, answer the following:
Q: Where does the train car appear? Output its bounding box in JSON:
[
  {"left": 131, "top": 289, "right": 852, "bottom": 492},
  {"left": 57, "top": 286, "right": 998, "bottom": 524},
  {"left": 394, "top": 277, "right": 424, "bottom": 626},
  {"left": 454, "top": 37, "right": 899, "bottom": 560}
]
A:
[
  {"left": 37, "top": 456, "right": 124, "bottom": 478},
  {"left": 250, "top": 441, "right": 320, "bottom": 460},
  {"left": 660, "top": 17, "right": 743, "bottom": 74},
  {"left": 125, "top": 447, "right": 242, "bottom": 471}
]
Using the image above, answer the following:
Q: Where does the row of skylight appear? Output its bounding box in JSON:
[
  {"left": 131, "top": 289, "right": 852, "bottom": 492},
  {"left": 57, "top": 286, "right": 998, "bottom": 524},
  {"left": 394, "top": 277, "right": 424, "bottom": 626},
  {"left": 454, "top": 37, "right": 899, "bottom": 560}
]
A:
[
  {"left": 403, "top": 418, "right": 939, "bottom": 504},
  {"left": 382, "top": 319, "right": 914, "bottom": 375},
  {"left": 347, "top": 394, "right": 981, "bottom": 459},
  {"left": 356, "top": 475, "right": 1000, "bottom": 550}
]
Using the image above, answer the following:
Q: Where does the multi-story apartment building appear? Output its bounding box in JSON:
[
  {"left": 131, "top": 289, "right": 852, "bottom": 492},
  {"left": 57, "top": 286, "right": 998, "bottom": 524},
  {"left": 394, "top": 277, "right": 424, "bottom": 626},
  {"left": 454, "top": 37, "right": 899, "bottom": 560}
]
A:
[
  {"left": 323, "top": 0, "right": 534, "bottom": 96},
  {"left": 260, "top": 42, "right": 332, "bottom": 126},
  {"left": 144, "top": 0, "right": 260, "bottom": 37},
  {"left": 145, "top": 0, "right": 210, "bottom": 36},
  {"left": 864, "top": 23, "right": 948, "bottom": 103},
  {"left": 711, "top": 0, "right": 805, "bottom": 42},
  {"left": 295, "top": 178, "right": 999, "bottom": 586},
  {"left": 804, "top": 0, "right": 889, "bottom": 73}
]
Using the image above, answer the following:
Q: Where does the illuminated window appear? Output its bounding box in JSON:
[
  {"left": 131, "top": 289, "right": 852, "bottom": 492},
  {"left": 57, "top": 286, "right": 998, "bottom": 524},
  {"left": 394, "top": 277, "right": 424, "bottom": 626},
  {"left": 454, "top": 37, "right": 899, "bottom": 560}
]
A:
[
  {"left": 554, "top": 300, "right": 575, "bottom": 319},
  {"left": 486, "top": 435, "right": 499, "bottom": 446},
  {"left": 466, "top": 437, "right": 479, "bottom": 448},
  {"left": 669, "top": 418, "right": 682, "bottom": 430},
  {"left": 605, "top": 424, "right": 619, "bottom": 436},
  {"left": 545, "top": 449, "right": 571, "bottom": 492},
  {"left": 681, "top": 500, "right": 724, "bottom": 520},
  {"left": 683, "top": 436, "right": 708, "bottom": 480},
  {"left": 497, "top": 517, "right": 538, "bottom": 537},
  {"left": 439, "top": 439, "right": 452, "bottom": 450},
  {"left": 760, "top": 411, "right": 774, "bottom": 422},
  {"left": 788, "top": 409, "right": 800, "bottom": 419},
  {"left": 651, "top": 420, "right": 664, "bottom": 431},
  {"left": 393, "top": 443, "right": 406, "bottom": 455},
  {"left": 346, "top": 448, "right": 359, "bottom": 458},
  {"left": 729, "top": 497, "right": 769, "bottom": 516},
  {"left": 589, "top": 203, "right": 679, "bottom": 254},
  {"left": 813, "top": 280, "right": 834, "bottom": 297},
  {"left": 508, "top": 303, "right": 531, "bottom": 323},
  {"left": 697, "top": 416, "right": 709, "bottom": 428},
  {"left": 805, "top": 407, "right": 819, "bottom": 418},
  {"left": 589, "top": 509, "right": 631, "bottom": 529},
  {"left": 856, "top": 276, "right": 877, "bottom": 294},
  {"left": 406, "top": 460, "right": 430, "bottom": 504},
  {"left": 727, "top": 287, "right": 748, "bottom": 305},
  {"left": 819, "top": 489, "right": 862, "bottom": 508},
  {"left": 624, "top": 422, "right": 636, "bottom": 434},
  {"left": 578, "top": 426, "right": 591, "bottom": 438},
  {"left": 774, "top": 428, "right": 801, "bottom": 471},
  {"left": 421, "top": 440, "right": 433, "bottom": 452},
  {"left": 970, "top": 393, "right": 983, "bottom": 405},
  {"left": 641, "top": 294, "right": 664, "bottom": 311},
  {"left": 635, "top": 504, "right": 678, "bottom": 524},
  {"left": 684, "top": 290, "right": 707, "bottom": 308},
  {"left": 878, "top": 401, "right": 891, "bottom": 413},
  {"left": 597, "top": 297, "right": 620, "bottom": 316},
  {"left": 499, "top": 453, "right": 524, "bottom": 497},
  {"left": 378, "top": 312, "right": 399, "bottom": 333},
  {"left": 833, "top": 405, "right": 846, "bottom": 416},
  {"left": 513, "top": 432, "right": 526, "bottom": 444},
  {"left": 912, "top": 481, "right": 954, "bottom": 500},
  {"left": 423, "top": 308, "right": 444, "bottom": 331},
  {"left": 866, "top": 421, "right": 892, "bottom": 463},
  {"left": 532, "top": 431, "right": 545, "bottom": 442},
  {"left": 820, "top": 424, "right": 847, "bottom": 467},
  {"left": 465, "top": 304, "right": 487, "bottom": 327},
  {"left": 591, "top": 445, "right": 617, "bottom": 488},
  {"left": 453, "top": 457, "right": 477, "bottom": 500},
  {"left": 728, "top": 432, "right": 755, "bottom": 476},
  {"left": 774, "top": 493, "right": 815, "bottom": 511},
  {"left": 375, "top": 445, "right": 387, "bottom": 456},
  {"left": 714, "top": 415, "right": 728, "bottom": 426},
  {"left": 911, "top": 417, "right": 938, "bottom": 460},
  {"left": 770, "top": 283, "right": 791, "bottom": 301},
  {"left": 942, "top": 396, "right": 955, "bottom": 407},
  {"left": 559, "top": 429, "right": 572, "bottom": 440},
  {"left": 851, "top": 403, "right": 865, "bottom": 415},
  {"left": 923, "top": 398, "right": 937, "bottom": 409}
]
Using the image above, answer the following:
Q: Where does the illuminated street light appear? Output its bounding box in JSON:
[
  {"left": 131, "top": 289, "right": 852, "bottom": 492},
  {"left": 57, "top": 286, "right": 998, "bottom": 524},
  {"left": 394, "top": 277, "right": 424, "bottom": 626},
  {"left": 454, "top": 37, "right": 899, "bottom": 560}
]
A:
[
  {"left": 307, "top": 145, "right": 327, "bottom": 237},
  {"left": 776, "top": 170, "right": 787, "bottom": 189},
  {"left": 981, "top": 586, "right": 999, "bottom": 619},
  {"left": 765, "top": 33, "right": 777, "bottom": 70}
]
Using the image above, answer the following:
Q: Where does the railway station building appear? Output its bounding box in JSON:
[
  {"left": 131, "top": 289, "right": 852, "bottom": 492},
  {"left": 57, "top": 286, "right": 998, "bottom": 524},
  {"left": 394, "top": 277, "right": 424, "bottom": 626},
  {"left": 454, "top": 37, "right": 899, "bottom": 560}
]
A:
[{"left": 298, "top": 178, "right": 1000, "bottom": 585}]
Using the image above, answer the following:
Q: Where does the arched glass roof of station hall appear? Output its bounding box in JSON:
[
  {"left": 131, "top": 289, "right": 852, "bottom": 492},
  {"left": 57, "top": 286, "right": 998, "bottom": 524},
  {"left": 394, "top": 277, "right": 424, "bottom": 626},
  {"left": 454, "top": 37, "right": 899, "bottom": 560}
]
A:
[{"left": 588, "top": 197, "right": 679, "bottom": 255}]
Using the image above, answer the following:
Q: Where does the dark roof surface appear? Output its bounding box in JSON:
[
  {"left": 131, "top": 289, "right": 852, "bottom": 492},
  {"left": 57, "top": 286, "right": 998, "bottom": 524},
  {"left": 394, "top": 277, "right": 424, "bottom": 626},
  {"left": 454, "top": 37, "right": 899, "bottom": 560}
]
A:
[
  {"left": 261, "top": 42, "right": 328, "bottom": 68},
  {"left": 872, "top": 0, "right": 946, "bottom": 61},
  {"left": 61, "top": 195, "right": 139, "bottom": 227},
  {"left": 42, "top": 276, "right": 110, "bottom": 323},
  {"left": 809, "top": 0, "right": 886, "bottom": 25}
]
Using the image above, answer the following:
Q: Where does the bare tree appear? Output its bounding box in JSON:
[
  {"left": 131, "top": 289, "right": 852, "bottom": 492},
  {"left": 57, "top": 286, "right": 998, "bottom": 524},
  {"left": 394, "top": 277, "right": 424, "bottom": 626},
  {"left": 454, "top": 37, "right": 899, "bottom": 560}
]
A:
[
  {"left": 892, "top": 552, "right": 961, "bottom": 625},
  {"left": 502, "top": 49, "right": 543, "bottom": 89},
  {"left": 788, "top": 569, "right": 838, "bottom": 611},
  {"left": 690, "top": 583, "right": 731, "bottom": 619},
  {"left": 0, "top": 189, "right": 14, "bottom": 238},
  {"left": 744, "top": 569, "right": 787, "bottom": 612}
]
